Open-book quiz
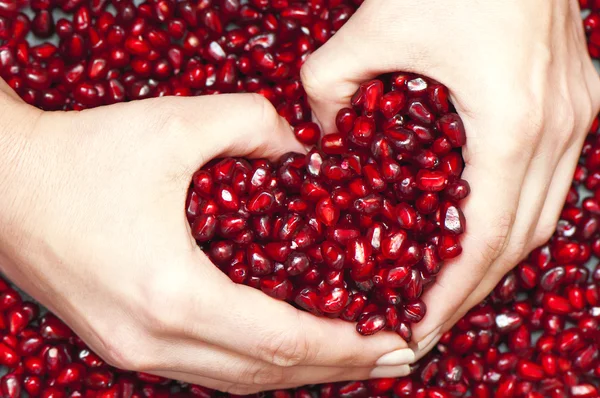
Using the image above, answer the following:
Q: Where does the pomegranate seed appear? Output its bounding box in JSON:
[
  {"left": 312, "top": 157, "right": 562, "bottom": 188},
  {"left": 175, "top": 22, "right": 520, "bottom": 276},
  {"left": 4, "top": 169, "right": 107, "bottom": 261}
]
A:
[{"left": 356, "top": 312, "right": 386, "bottom": 336}]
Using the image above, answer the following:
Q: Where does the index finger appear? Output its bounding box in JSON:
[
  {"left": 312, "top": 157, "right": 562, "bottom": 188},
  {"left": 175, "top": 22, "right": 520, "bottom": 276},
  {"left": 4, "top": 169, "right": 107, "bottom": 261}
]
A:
[{"left": 411, "top": 121, "right": 530, "bottom": 346}]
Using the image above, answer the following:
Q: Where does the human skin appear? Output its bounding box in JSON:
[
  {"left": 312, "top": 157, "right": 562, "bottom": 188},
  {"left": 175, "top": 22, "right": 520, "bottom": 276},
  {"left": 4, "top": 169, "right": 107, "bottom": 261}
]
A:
[
  {"left": 0, "top": 79, "right": 413, "bottom": 395},
  {"left": 300, "top": 0, "right": 600, "bottom": 359}
]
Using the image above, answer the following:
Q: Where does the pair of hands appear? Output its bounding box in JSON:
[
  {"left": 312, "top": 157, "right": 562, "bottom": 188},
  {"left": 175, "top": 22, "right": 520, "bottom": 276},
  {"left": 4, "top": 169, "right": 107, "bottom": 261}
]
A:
[{"left": 0, "top": 0, "right": 599, "bottom": 394}]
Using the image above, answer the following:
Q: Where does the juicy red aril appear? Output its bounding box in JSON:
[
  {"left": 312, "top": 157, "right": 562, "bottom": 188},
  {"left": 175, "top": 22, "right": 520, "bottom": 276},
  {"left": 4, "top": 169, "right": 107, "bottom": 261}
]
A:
[
  {"left": 356, "top": 312, "right": 386, "bottom": 335},
  {"left": 294, "top": 122, "right": 321, "bottom": 146},
  {"left": 335, "top": 107, "right": 356, "bottom": 134},
  {"left": 352, "top": 79, "right": 383, "bottom": 114},
  {"left": 437, "top": 113, "right": 467, "bottom": 147},
  {"left": 440, "top": 201, "right": 466, "bottom": 234}
]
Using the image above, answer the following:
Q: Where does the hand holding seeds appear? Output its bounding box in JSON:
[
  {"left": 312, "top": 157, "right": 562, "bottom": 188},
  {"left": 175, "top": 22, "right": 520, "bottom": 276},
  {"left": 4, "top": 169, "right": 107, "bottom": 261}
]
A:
[{"left": 300, "top": 0, "right": 600, "bottom": 356}]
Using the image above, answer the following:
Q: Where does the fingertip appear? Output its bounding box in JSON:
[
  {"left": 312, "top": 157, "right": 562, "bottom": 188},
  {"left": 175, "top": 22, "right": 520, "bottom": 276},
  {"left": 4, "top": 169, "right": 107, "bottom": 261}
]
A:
[
  {"left": 370, "top": 364, "right": 411, "bottom": 379},
  {"left": 307, "top": 99, "right": 340, "bottom": 135},
  {"left": 242, "top": 94, "right": 308, "bottom": 159},
  {"left": 274, "top": 115, "right": 308, "bottom": 156},
  {"left": 300, "top": 53, "right": 359, "bottom": 135},
  {"left": 375, "top": 348, "right": 415, "bottom": 366}
]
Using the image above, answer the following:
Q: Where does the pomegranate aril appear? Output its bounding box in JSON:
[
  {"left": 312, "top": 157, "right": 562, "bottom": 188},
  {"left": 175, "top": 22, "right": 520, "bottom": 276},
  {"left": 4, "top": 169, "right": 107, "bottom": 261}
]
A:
[
  {"left": 356, "top": 312, "right": 386, "bottom": 336},
  {"left": 0, "top": 342, "right": 18, "bottom": 367},
  {"left": 380, "top": 91, "right": 407, "bottom": 119},
  {"left": 416, "top": 169, "right": 448, "bottom": 192},
  {"left": 408, "top": 99, "right": 434, "bottom": 125},
  {"left": 439, "top": 201, "right": 466, "bottom": 234},
  {"left": 247, "top": 243, "right": 274, "bottom": 275},
  {"left": 404, "top": 300, "right": 427, "bottom": 322},
  {"left": 318, "top": 287, "right": 349, "bottom": 313},
  {"left": 349, "top": 115, "right": 375, "bottom": 147},
  {"left": 351, "top": 79, "right": 383, "bottom": 114},
  {"left": 543, "top": 293, "right": 573, "bottom": 315},
  {"left": 438, "top": 234, "right": 463, "bottom": 260},
  {"left": 260, "top": 275, "right": 293, "bottom": 300}
]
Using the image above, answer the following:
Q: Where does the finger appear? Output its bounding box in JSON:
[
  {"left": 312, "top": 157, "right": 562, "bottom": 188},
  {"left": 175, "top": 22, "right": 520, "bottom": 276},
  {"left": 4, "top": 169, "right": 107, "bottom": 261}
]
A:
[
  {"left": 435, "top": 58, "right": 596, "bottom": 335},
  {"left": 435, "top": 164, "right": 558, "bottom": 334},
  {"left": 299, "top": 1, "right": 438, "bottom": 133},
  {"left": 411, "top": 116, "right": 530, "bottom": 346},
  {"left": 534, "top": 134, "right": 589, "bottom": 250},
  {"left": 442, "top": 135, "right": 586, "bottom": 333},
  {"left": 414, "top": 334, "right": 442, "bottom": 363},
  {"left": 147, "top": 334, "right": 410, "bottom": 387},
  {"left": 139, "top": 93, "right": 306, "bottom": 170},
  {"left": 525, "top": 58, "right": 598, "bottom": 250},
  {"left": 184, "top": 258, "right": 413, "bottom": 369},
  {"left": 503, "top": 125, "right": 565, "bottom": 257}
]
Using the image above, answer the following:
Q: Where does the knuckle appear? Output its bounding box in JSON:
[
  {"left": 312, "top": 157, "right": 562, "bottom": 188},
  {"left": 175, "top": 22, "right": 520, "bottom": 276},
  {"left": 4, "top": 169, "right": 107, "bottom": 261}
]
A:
[
  {"left": 491, "top": 95, "right": 544, "bottom": 157},
  {"left": 478, "top": 211, "right": 514, "bottom": 264},
  {"left": 552, "top": 103, "right": 576, "bottom": 147},
  {"left": 137, "top": 272, "right": 189, "bottom": 335},
  {"left": 516, "top": 107, "right": 544, "bottom": 150},
  {"left": 494, "top": 138, "right": 531, "bottom": 162},
  {"left": 532, "top": 229, "right": 554, "bottom": 250},
  {"left": 246, "top": 363, "right": 286, "bottom": 386},
  {"left": 242, "top": 93, "right": 282, "bottom": 149},
  {"left": 532, "top": 220, "right": 559, "bottom": 249},
  {"left": 299, "top": 57, "right": 321, "bottom": 97},
  {"left": 259, "top": 328, "right": 309, "bottom": 367},
  {"left": 301, "top": 54, "right": 357, "bottom": 107},
  {"left": 247, "top": 93, "right": 279, "bottom": 130},
  {"left": 502, "top": 235, "right": 529, "bottom": 267},
  {"left": 300, "top": 57, "right": 341, "bottom": 103},
  {"left": 150, "top": 101, "right": 190, "bottom": 136},
  {"left": 97, "top": 333, "right": 153, "bottom": 371}
]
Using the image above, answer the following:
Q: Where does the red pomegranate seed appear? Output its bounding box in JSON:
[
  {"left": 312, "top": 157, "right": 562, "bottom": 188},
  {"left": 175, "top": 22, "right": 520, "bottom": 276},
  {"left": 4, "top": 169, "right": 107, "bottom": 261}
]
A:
[
  {"left": 356, "top": 312, "right": 386, "bottom": 336},
  {"left": 543, "top": 293, "right": 573, "bottom": 315},
  {"left": 517, "top": 360, "right": 545, "bottom": 381}
]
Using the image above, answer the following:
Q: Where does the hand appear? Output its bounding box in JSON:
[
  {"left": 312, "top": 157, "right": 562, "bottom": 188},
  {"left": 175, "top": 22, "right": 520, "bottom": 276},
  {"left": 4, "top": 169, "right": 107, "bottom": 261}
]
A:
[
  {"left": 0, "top": 87, "right": 415, "bottom": 394},
  {"left": 300, "top": 0, "right": 600, "bottom": 358}
]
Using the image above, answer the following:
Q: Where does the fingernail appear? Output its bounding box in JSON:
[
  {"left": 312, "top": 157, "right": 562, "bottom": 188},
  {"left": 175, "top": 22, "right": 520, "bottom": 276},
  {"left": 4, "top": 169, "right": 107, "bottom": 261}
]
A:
[
  {"left": 417, "top": 325, "right": 442, "bottom": 352},
  {"left": 370, "top": 364, "right": 411, "bottom": 379},
  {"left": 375, "top": 348, "right": 415, "bottom": 366}
]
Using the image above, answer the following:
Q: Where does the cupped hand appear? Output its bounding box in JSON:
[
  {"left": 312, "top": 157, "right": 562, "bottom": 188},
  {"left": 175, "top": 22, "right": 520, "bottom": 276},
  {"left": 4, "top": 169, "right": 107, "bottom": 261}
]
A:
[
  {"left": 0, "top": 88, "right": 414, "bottom": 394},
  {"left": 300, "top": 0, "right": 600, "bottom": 358}
]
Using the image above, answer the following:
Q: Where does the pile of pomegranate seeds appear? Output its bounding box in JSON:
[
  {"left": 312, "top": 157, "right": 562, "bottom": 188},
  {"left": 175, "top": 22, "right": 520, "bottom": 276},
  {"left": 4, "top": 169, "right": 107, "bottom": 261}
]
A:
[
  {"left": 189, "top": 75, "right": 469, "bottom": 338},
  {"left": 0, "top": 0, "right": 598, "bottom": 397}
]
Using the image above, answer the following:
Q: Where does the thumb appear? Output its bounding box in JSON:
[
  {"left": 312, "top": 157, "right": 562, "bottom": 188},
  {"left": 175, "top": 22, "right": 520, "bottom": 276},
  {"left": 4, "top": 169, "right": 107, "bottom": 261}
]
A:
[
  {"left": 299, "top": 1, "right": 438, "bottom": 134},
  {"left": 140, "top": 93, "right": 306, "bottom": 171}
]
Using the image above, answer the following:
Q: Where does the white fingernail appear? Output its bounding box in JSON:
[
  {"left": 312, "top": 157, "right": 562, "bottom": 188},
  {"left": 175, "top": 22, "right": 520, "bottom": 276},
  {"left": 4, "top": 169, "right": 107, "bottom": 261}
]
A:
[
  {"left": 370, "top": 364, "right": 411, "bottom": 379},
  {"left": 417, "top": 325, "right": 443, "bottom": 351},
  {"left": 375, "top": 348, "right": 415, "bottom": 366}
]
